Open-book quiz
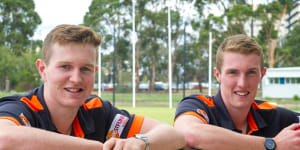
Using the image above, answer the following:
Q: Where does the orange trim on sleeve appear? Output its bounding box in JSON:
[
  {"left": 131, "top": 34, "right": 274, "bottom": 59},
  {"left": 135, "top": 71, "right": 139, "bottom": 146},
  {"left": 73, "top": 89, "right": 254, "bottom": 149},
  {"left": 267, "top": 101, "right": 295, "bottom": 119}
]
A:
[
  {"left": 0, "top": 116, "right": 22, "bottom": 126},
  {"left": 20, "top": 96, "right": 44, "bottom": 112},
  {"left": 127, "top": 115, "right": 145, "bottom": 138},
  {"left": 252, "top": 101, "right": 276, "bottom": 110},
  {"left": 73, "top": 116, "right": 85, "bottom": 138},
  {"left": 247, "top": 111, "right": 258, "bottom": 135},
  {"left": 82, "top": 97, "right": 103, "bottom": 111},
  {"left": 196, "top": 95, "right": 215, "bottom": 107},
  {"left": 175, "top": 112, "right": 208, "bottom": 124}
]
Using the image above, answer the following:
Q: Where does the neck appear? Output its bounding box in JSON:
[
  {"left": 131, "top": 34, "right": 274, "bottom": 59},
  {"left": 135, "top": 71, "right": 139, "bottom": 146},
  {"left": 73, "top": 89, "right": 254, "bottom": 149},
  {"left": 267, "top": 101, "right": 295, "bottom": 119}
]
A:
[
  {"left": 227, "top": 107, "right": 249, "bottom": 134},
  {"left": 43, "top": 92, "right": 78, "bottom": 135}
]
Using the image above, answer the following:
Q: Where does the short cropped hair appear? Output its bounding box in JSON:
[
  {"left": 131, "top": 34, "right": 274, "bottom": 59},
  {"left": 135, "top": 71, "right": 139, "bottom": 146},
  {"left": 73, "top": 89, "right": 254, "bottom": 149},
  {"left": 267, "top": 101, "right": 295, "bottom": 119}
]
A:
[
  {"left": 42, "top": 24, "right": 102, "bottom": 65},
  {"left": 216, "top": 34, "right": 264, "bottom": 72}
]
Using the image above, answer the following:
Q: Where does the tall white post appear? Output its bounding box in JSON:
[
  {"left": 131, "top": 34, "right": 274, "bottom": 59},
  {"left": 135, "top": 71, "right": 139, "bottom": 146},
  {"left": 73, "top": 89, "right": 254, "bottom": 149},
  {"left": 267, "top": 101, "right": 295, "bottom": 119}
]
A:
[
  {"left": 132, "top": 0, "right": 136, "bottom": 108},
  {"left": 208, "top": 32, "right": 212, "bottom": 96},
  {"left": 98, "top": 46, "right": 102, "bottom": 97},
  {"left": 168, "top": 6, "right": 172, "bottom": 108}
]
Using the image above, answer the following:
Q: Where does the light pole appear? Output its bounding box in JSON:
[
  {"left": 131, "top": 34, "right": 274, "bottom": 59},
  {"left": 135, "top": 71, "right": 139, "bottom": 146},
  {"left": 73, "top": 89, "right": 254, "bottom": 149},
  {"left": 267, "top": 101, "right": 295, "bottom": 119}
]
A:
[
  {"left": 132, "top": 0, "right": 136, "bottom": 108},
  {"left": 113, "top": 23, "right": 116, "bottom": 106},
  {"left": 183, "top": 21, "right": 186, "bottom": 98},
  {"left": 181, "top": 0, "right": 195, "bottom": 98},
  {"left": 167, "top": 2, "right": 172, "bottom": 108},
  {"left": 98, "top": 47, "right": 102, "bottom": 97}
]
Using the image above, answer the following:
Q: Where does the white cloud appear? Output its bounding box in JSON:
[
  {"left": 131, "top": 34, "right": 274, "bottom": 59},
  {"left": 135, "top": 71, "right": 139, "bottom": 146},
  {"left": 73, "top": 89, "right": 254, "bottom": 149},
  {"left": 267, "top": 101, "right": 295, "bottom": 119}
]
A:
[{"left": 33, "top": 0, "right": 92, "bottom": 40}]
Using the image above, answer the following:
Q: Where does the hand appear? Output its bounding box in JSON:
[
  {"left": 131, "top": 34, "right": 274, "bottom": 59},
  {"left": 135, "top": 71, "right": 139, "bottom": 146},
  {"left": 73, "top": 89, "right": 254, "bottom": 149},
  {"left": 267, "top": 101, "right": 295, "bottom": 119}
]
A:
[
  {"left": 274, "top": 123, "right": 300, "bottom": 150},
  {"left": 103, "top": 137, "right": 146, "bottom": 150}
]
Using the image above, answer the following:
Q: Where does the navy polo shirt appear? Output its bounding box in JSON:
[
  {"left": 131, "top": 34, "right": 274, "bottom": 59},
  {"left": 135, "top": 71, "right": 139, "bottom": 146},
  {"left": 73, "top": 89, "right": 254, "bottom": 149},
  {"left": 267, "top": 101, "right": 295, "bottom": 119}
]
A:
[
  {"left": 175, "top": 91, "right": 300, "bottom": 137},
  {"left": 0, "top": 85, "right": 144, "bottom": 142}
]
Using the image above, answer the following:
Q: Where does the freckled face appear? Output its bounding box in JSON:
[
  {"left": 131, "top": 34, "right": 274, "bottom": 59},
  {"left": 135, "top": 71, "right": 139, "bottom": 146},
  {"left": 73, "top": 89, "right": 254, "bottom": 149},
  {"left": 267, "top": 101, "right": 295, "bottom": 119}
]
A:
[
  {"left": 214, "top": 52, "right": 266, "bottom": 110},
  {"left": 37, "top": 43, "right": 98, "bottom": 108}
]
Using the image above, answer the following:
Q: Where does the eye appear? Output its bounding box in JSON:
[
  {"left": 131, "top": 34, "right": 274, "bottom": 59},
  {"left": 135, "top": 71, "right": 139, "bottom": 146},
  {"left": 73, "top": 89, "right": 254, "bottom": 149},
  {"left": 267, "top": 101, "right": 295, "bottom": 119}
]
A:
[
  {"left": 229, "top": 70, "right": 237, "bottom": 74},
  {"left": 61, "top": 65, "right": 71, "bottom": 70},
  {"left": 248, "top": 70, "right": 257, "bottom": 75},
  {"left": 81, "top": 67, "right": 92, "bottom": 72}
]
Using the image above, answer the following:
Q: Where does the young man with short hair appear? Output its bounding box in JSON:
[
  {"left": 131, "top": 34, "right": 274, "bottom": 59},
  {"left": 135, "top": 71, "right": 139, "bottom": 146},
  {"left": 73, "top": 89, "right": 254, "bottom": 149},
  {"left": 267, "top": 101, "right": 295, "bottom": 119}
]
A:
[
  {"left": 0, "top": 24, "right": 185, "bottom": 150},
  {"left": 174, "top": 34, "right": 300, "bottom": 150}
]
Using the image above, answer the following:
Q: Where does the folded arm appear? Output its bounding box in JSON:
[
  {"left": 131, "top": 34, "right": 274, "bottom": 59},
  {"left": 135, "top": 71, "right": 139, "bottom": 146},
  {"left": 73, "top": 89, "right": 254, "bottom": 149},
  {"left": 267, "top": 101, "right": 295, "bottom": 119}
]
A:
[
  {"left": 0, "top": 119, "right": 103, "bottom": 150},
  {"left": 104, "top": 117, "right": 186, "bottom": 150},
  {"left": 174, "top": 115, "right": 300, "bottom": 150}
]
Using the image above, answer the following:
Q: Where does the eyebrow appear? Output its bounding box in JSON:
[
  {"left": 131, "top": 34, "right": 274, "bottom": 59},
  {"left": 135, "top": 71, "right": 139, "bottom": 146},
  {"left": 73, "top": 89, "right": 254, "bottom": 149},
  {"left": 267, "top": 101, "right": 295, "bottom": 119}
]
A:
[{"left": 58, "top": 61, "right": 95, "bottom": 68}]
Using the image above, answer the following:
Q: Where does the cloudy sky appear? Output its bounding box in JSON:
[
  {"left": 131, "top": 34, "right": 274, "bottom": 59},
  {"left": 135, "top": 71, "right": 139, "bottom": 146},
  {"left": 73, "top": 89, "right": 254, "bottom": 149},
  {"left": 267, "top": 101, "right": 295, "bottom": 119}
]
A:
[
  {"left": 32, "top": 0, "right": 262, "bottom": 41},
  {"left": 33, "top": 0, "right": 92, "bottom": 40}
]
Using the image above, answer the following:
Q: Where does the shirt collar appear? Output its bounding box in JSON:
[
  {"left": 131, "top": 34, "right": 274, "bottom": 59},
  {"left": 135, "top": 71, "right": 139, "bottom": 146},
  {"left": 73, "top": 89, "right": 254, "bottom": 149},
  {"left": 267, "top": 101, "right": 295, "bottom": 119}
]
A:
[
  {"left": 36, "top": 85, "right": 96, "bottom": 135},
  {"left": 213, "top": 90, "right": 268, "bottom": 134},
  {"left": 35, "top": 85, "right": 58, "bottom": 132}
]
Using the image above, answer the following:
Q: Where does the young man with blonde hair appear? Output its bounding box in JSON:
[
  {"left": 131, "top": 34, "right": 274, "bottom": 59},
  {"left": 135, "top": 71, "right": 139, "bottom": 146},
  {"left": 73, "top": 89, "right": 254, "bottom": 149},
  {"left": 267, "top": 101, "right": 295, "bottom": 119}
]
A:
[
  {"left": 174, "top": 34, "right": 300, "bottom": 150},
  {"left": 0, "top": 24, "right": 185, "bottom": 150}
]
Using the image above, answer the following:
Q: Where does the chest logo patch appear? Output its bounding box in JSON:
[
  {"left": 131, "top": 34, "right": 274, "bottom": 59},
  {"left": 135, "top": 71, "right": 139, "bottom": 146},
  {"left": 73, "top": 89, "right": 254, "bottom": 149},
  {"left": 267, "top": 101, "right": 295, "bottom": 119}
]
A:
[
  {"left": 197, "top": 109, "right": 209, "bottom": 123},
  {"left": 19, "top": 113, "right": 31, "bottom": 127},
  {"left": 106, "top": 114, "right": 129, "bottom": 140}
]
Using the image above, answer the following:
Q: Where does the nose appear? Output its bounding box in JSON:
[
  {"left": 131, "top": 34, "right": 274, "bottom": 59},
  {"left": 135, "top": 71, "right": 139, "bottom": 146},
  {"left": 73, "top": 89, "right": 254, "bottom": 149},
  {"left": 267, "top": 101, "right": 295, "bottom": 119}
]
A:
[
  {"left": 69, "top": 69, "right": 83, "bottom": 83},
  {"left": 237, "top": 74, "right": 247, "bottom": 88}
]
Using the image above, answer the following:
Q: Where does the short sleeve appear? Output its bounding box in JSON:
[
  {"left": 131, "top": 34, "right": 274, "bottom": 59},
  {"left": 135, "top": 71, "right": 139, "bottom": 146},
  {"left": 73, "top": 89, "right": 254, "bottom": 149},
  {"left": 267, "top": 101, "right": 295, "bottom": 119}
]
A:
[
  {"left": 0, "top": 100, "right": 34, "bottom": 126},
  {"left": 175, "top": 96, "right": 211, "bottom": 124},
  {"left": 102, "top": 100, "right": 144, "bottom": 139}
]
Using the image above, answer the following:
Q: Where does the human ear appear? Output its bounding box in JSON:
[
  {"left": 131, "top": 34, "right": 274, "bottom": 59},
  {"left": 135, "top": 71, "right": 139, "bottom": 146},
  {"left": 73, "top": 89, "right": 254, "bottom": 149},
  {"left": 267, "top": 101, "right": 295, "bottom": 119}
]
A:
[
  {"left": 214, "top": 67, "right": 221, "bottom": 83},
  {"left": 260, "top": 67, "right": 267, "bottom": 80},
  {"left": 36, "top": 59, "right": 47, "bottom": 82}
]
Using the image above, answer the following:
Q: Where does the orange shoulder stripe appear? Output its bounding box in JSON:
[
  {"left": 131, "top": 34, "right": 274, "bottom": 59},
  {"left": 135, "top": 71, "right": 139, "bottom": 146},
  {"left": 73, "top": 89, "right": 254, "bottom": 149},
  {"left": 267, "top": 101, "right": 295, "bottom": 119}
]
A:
[
  {"left": 0, "top": 116, "right": 22, "bottom": 126},
  {"left": 73, "top": 116, "right": 85, "bottom": 138},
  {"left": 196, "top": 95, "right": 215, "bottom": 107},
  {"left": 247, "top": 111, "right": 258, "bottom": 135},
  {"left": 127, "top": 115, "right": 145, "bottom": 138},
  {"left": 83, "top": 97, "right": 103, "bottom": 111},
  {"left": 20, "top": 96, "right": 44, "bottom": 112},
  {"left": 252, "top": 101, "right": 276, "bottom": 110},
  {"left": 175, "top": 112, "right": 208, "bottom": 124}
]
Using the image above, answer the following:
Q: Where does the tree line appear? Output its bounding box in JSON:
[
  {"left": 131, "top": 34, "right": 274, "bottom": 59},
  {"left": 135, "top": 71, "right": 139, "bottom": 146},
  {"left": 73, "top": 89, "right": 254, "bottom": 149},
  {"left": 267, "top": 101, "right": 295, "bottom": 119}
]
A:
[{"left": 0, "top": 0, "right": 299, "bottom": 92}]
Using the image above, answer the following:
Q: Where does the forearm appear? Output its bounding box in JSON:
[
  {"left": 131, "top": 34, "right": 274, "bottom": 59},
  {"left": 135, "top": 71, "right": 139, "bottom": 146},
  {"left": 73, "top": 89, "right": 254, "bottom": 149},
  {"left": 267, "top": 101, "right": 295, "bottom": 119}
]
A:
[
  {"left": 185, "top": 124, "right": 265, "bottom": 150},
  {"left": 144, "top": 124, "right": 185, "bottom": 150},
  {"left": 0, "top": 126, "right": 102, "bottom": 150}
]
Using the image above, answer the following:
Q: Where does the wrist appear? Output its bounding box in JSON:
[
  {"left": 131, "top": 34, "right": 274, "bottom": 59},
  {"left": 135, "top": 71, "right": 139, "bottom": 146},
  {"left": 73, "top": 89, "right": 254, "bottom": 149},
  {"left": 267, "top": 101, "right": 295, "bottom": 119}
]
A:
[
  {"left": 134, "top": 134, "right": 149, "bottom": 150},
  {"left": 264, "top": 138, "right": 276, "bottom": 150}
]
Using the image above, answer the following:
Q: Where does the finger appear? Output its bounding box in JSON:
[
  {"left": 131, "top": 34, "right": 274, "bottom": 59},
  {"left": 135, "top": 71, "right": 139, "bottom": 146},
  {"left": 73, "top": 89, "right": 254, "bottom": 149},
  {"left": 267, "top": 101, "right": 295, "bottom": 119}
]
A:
[
  {"left": 112, "top": 139, "right": 125, "bottom": 150},
  {"left": 103, "top": 138, "right": 116, "bottom": 150},
  {"left": 289, "top": 123, "right": 300, "bottom": 130},
  {"left": 99, "top": 142, "right": 104, "bottom": 150}
]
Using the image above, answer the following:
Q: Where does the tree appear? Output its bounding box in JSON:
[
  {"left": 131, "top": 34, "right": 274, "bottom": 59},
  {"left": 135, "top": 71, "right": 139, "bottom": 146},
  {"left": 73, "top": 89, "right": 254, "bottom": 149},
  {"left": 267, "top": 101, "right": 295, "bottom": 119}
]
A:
[
  {"left": 84, "top": 0, "right": 132, "bottom": 87},
  {"left": 281, "top": 22, "right": 300, "bottom": 67},
  {"left": 14, "top": 49, "right": 41, "bottom": 91},
  {"left": 0, "top": 0, "right": 41, "bottom": 55},
  {"left": 0, "top": 46, "right": 16, "bottom": 91},
  {"left": 256, "top": 0, "right": 292, "bottom": 68}
]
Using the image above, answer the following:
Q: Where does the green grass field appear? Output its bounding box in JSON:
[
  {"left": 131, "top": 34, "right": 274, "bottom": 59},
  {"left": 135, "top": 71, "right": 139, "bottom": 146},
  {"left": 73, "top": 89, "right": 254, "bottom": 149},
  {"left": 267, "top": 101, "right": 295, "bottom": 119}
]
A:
[{"left": 119, "top": 106, "right": 176, "bottom": 125}]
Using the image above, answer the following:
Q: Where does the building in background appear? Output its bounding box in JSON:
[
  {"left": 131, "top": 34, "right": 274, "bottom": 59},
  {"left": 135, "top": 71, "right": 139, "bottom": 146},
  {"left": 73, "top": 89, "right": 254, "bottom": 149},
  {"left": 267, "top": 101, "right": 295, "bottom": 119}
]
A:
[
  {"left": 287, "top": 0, "right": 300, "bottom": 29},
  {"left": 262, "top": 67, "right": 300, "bottom": 99}
]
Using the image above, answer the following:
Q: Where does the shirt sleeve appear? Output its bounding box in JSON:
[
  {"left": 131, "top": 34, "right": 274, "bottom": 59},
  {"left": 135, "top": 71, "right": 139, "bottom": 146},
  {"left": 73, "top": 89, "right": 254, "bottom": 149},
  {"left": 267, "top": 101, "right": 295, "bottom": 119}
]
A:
[
  {"left": 175, "top": 96, "right": 211, "bottom": 124},
  {"left": 102, "top": 100, "right": 144, "bottom": 139},
  {"left": 0, "top": 99, "right": 34, "bottom": 126}
]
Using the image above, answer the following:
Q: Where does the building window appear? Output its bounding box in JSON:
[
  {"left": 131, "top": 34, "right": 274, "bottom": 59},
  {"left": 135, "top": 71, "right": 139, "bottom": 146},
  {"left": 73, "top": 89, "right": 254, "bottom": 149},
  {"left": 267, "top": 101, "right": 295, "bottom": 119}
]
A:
[
  {"left": 280, "top": 77, "right": 285, "bottom": 84},
  {"left": 297, "top": 78, "right": 300, "bottom": 83}
]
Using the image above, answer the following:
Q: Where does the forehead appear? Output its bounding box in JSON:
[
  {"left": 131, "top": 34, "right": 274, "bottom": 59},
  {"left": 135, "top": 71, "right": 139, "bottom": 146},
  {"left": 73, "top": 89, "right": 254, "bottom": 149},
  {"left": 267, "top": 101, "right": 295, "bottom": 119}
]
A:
[
  {"left": 49, "top": 43, "right": 97, "bottom": 64},
  {"left": 221, "top": 52, "right": 261, "bottom": 71}
]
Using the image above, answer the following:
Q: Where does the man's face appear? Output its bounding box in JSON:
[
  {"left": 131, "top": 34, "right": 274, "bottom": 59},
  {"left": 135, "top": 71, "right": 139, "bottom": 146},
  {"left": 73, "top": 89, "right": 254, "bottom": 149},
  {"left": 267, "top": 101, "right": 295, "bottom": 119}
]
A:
[
  {"left": 214, "top": 52, "right": 266, "bottom": 110},
  {"left": 37, "top": 43, "right": 98, "bottom": 108}
]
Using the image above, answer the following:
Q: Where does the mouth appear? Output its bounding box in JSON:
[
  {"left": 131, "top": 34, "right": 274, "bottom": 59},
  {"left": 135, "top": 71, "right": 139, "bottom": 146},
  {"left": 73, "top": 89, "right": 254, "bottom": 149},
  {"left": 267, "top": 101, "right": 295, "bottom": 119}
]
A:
[
  {"left": 65, "top": 88, "right": 83, "bottom": 93},
  {"left": 234, "top": 91, "right": 249, "bottom": 96}
]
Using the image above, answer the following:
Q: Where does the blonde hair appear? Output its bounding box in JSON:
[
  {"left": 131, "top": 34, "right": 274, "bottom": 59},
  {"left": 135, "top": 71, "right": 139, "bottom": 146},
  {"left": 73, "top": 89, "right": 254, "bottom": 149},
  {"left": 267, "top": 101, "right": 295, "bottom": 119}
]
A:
[
  {"left": 216, "top": 34, "right": 264, "bottom": 72},
  {"left": 42, "top": 24, "right": 102, "bottom": 65}
]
